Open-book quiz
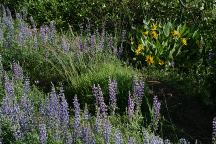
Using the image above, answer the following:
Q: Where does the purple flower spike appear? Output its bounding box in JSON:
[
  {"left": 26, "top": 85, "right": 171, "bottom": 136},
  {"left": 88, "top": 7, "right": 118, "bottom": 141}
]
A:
[
  {"left": 152, "top": 96, "right": 161, "bottom": 131},
  {"left": 97, "top": 85, "right": 107, "bottom": 117},
  {"left": 39, "top": 124, "right": 47, "bottom": 144},
  {"left": 115, "top": 129, "right": 122, "bottom": 144},
  {"left": 81, "top": 124, "right": 91, "bottom": 144},
  {"left": 92, "top": 84, "right": 107, "bottom": 117},
  {"left": 103, "top": 119, "right": 112, "bottom": 144},
  {"left": 59, "top": 86, "right": 69, "bottom": 133},
  {"left": 128, "top": 137, "right": 135, "bottom": 144},
  {"left": 91, "top": 34, "right": 96, "bottom": 48},
  {"left": 49, "top": 86, "right": 60, "bottom": 119},
  {"left": 73, "top": 95, "right": 80, "bottom": 139},
  {"left": 108, "top": 78, "right": 117, "bottom": 115},
  {"left": 23, "top": 77, "right": 30, "bottom": 95},
  {"left": 40, "top": 25, "right": 47, "bottom": 44},
  {"left": 128, "top": 91, "right": 135, "bottom": 121},
  {"left": 95, "top": 109, "right": 101, "bottom": 133},
  {"left": 12, "top": 61, "right": 23, "bottom": 80},
  {"left": 48, "top": 21, "right": 56, "bottom": 43},
  {"left": 3, "top": 72, "right": 14, "bottom": 97},
  {"left": 61, "top": 36, "right": 70, "bottom": 53},
  {"left": 133, "top": 78, "right": 144, "bottom": 107},
  {"left": 212, "top": 117, "right": 216, "bottom": 143}
]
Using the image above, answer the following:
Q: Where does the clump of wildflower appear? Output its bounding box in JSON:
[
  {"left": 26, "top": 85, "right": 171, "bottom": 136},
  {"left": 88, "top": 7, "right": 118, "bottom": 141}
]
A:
[
  {"left": 61, "top": 36, "right": 70, "bottom": 53},
  {"left": 133, "top": 78, "right": 144, "bottom": 107},
  {"left": 91, "top": 33, "right": 96, "bottom": 48},
  {"left": 145, "top": 55, "right": 154, "bottom": 65},
  {"left": 40, "top": 25, "right": 48, "bottom": 44},
  {"left": 81, "top": 124, "right": 92, "bottom": 143},
  {"left": 212, "top": 117, "right": 216, "bottom": 143},
  {"left": 151, "top": 23, "right": 157, "bottom": 31},
  {"left": 135, "top": 44, "right": 143, "bottom": 55},
  {"left": 48, "top": 21, "right": 56, "bottom": 43},
  {"left": 73, "top": 95, "right": 80, "bottom": 139},
  {"left": 95, "top": 108, "right": 101, "bottom": 133},
  {"left": 12, "top": 61, "right": 23, "bottom": 80},
  {"left": 152, "top": 96, "right": 161, "bottom": 131},
  {"left": 20, "top": 78, "right": 34, "bottom": 132},
  {"left": 59, "top": 86, "right": 69, "bottom": 134},
  {"left": 39, "top": 124, "right": 47, "bottom": 144},
  {"left": 92, "top": 84, "right": 107, "bottom": 117},
  {"left": 181, "top": 38, "right": 187, "bottom": 46},
  {"left": 172, "top": 30, "right": 181, "bottom": 38},
  {"left": 3, "top": 72, "right": 14, "bottom": 97},
  {"left": 103, "top": 119, "right": 112, "bottom": 144},
  {"left": 108, "top": 77, "right": 118, "bottom": 115},
  {"left": 151, "top": 30, "right": 158, "bottom": 39},
  {"left": 128, "top": 91, "right": 135, "bottom": 121},
  {"left": 92, "top": 84, "right": 99, "bottom": 106},
  {"left": 115, "top": 129, "right": 122, "bottom": 144},
  {"left": 48, "top": 86, "right": 60, "bottom": 126}
]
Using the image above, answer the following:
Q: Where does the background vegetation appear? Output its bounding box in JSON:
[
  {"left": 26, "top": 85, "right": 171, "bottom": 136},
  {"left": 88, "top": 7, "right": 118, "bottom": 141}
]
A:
[{"left": 0, "top": 0, "right": 216, "bottom": 143}]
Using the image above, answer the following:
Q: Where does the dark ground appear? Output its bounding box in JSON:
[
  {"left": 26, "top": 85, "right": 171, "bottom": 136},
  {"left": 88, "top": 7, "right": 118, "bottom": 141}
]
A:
[{"left": 147, "top": 80, "right": 213, "bottom": 144}]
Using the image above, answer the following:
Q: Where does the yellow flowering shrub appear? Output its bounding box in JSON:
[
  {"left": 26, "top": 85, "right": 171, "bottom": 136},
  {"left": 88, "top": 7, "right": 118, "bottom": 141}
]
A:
[{"left": 130, "top": 19, "right": 201, "bottom": 68}]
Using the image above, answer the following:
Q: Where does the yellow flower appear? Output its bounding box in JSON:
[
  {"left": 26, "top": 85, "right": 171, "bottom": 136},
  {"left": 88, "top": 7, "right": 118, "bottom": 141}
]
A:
[
  {"left": 142, "top": 31, "right": 149, "bottom": 36},
  {"left": 181, "top": 38, "right": 187, "bottom": 46},
  {"left": 151, "top": 23, "right": 157, "bottom": 30},
  {"left": 151, "top": 31, "right": 158, "bottom": 39},
  {"left": 145, "top": 55, "right": 154, "bottom": 65},
  {"left": 158, "top": 59, "right": 165, "bottom": 65},
  {"left": 135, "top": 44, "right": 143, "bottom": 55},
  {"left": 172, "top": 30, "right": 181, "bottom": 38}
]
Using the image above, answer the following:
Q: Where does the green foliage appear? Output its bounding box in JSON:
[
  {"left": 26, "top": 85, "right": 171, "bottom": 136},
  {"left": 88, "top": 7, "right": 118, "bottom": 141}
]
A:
[{"left": 130, "top": 20, "right": 201, "bottom": 71}]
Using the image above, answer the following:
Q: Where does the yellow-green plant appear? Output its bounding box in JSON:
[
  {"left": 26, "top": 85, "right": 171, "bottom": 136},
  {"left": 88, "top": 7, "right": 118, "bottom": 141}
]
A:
[{"left": 130, "top": 20, "right": 201, "bottom": 69}]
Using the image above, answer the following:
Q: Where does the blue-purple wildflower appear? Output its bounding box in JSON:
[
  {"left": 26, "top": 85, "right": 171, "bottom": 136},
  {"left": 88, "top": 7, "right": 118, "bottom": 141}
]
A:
[
  {"left": 152, "top": 96, "right": 161, "bottom": 131},
  {"left": 103, "top": 119, "right": 112, "bottom": 144},
  {"left": 97, "top": 85, "right": 107, "bottom": 117},
  {"left": 212, "top": 117, "right": 216, "bottom": 143},
  {"left": 114, "top": 129, "right": 122, "bottom": 144},
  {"left": 128, "top": 137, "right": 135, "bottom": 144},
  {"left": 81, "top": 125, "right": 91, "bottom": 144},
  {"left": 133, "top": 78, "right": 144, "bottom": 107},
  {"left": 108, "top": 77, "right": 117, "bottom": 115},
  {"left": 39, "top": 124, "right": 47, "bottom": 144},
  {"left": 3, "top": 72, "right": 14, "bottom": 97},
  {"left": 91, "top": 33, "right": 96, "bottom": 48},
  {"left": 59, "top": 87, "right": 69, "bottom": 133},
  {"left": 95, "top": 109, "right": 101, "bottom": 133},
  {"left": 48, "top": 21, "right": 56, "bottom": 43},
  {"left": 128, "top": 91, "right": 135, "bottom": 121},
  {"left": 65, "top": 132, "right": 73, "bottom": 144},
  {"left": 61, "top": 36, "right": 70, "bottom": 53},
  {"left": 73, "top": 95, "right": 80, "bottom": 139},
  {"left": 12, "top": 61, "right": 23, "bottom": 80},
  {"left": 40, "top": 26, "right": 47, "bottom": 44}
]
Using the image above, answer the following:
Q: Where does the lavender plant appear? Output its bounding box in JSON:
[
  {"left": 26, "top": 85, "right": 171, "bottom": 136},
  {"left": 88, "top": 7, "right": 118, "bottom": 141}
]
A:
[
  {"left": 152, "top": 96, "right": 161, "bottom": 132},
  {"left": 108, "top": 77, "right": 118, "bottom": 115},
  {"left": 213, "top": 117, "right": 216, "bottom": 144}
]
